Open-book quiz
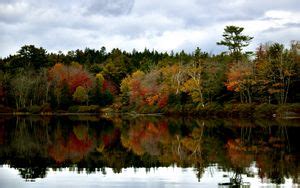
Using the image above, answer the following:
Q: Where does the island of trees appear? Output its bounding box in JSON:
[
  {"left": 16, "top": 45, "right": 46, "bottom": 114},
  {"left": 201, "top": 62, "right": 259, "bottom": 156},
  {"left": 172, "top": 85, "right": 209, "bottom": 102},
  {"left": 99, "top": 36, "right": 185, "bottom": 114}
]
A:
[{"left": 0, "top": 26, "right": 299, "bottom": 117}]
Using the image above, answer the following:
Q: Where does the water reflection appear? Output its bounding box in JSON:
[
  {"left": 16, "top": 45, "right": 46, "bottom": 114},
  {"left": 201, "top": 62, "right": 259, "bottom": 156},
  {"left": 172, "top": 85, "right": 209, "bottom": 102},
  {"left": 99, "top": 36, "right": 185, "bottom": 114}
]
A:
[{"left": 0, "top": 115, "right": 299, "bottom": 186}]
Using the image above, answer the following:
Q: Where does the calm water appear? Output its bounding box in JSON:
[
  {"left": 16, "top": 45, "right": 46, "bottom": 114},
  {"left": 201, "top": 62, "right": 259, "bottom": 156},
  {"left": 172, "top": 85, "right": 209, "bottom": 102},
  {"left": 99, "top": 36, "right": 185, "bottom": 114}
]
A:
[{"left": 0, "top": 115, "right": 299, "bottom": 187}]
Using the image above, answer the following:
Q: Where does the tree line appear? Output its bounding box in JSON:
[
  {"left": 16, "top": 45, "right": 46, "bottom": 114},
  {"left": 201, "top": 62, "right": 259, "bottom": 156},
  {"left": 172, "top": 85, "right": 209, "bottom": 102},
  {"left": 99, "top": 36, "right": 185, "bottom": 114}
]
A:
[{"left": 0, "top": 26, "right": 299, "bottom": 115}]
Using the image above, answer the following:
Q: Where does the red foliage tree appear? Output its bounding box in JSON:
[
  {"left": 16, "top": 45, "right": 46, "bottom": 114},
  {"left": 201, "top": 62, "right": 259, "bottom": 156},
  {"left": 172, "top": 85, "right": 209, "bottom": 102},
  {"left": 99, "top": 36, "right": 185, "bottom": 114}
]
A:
[{"left": 48, "top": 63, "right": 92, "bottom": 93}]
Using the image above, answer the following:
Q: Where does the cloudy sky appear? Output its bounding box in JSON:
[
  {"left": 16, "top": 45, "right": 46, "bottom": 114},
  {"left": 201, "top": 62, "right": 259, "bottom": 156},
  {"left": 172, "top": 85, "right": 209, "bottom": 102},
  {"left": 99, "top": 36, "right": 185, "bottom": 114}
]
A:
[{"left": 0, "top": 0, "right": 299, "bottom": 57}]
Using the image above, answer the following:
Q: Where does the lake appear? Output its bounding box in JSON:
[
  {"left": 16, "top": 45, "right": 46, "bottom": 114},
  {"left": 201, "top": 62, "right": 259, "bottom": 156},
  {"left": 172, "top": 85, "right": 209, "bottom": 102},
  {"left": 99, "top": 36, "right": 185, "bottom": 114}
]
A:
[{"left": 0, "top": 114, "right": 299, "bottom": 187}]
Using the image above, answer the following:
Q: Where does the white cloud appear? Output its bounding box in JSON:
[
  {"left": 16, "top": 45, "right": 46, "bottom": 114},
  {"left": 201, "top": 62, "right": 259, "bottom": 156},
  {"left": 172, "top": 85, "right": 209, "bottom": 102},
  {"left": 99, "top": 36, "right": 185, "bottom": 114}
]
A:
[{"left": 265, "top": 10, "right": 292, "bottom": 19}]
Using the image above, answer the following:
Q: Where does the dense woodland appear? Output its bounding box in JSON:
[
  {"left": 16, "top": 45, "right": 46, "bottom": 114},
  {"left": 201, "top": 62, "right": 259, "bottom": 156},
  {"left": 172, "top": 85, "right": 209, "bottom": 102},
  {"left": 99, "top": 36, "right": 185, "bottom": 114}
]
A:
[{"left": 0, "top": 26, "right": 300, "bottom": 116}]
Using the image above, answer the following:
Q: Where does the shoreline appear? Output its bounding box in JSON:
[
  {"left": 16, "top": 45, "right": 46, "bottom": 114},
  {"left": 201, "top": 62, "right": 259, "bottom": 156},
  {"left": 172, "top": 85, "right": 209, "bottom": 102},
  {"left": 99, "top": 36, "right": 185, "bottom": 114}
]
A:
[
  {"left": 0, "top": 111, "right": 299, "bottom": 119},
  {"left": 1, "top": 103, "right": 300, "bottom": 119}
]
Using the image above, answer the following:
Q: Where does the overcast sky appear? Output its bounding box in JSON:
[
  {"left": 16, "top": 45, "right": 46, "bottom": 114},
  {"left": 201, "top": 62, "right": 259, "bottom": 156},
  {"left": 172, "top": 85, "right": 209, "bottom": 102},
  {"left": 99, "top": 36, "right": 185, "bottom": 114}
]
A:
[{"left": 0, "top": 0, "right": 299, "bottom": 57}]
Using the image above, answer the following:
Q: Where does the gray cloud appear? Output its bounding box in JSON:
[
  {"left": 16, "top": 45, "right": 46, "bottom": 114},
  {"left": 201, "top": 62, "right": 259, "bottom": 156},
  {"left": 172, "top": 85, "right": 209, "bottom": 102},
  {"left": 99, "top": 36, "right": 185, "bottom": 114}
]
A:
[
  {"left": 0, "top": 0, "right": 300, "bottom": 57},
  {"left": 283, "top": 22, "right": 300, "bottom": 28},
  {"left": 85, "top": 0, "right": 134, "bottom": 16}
]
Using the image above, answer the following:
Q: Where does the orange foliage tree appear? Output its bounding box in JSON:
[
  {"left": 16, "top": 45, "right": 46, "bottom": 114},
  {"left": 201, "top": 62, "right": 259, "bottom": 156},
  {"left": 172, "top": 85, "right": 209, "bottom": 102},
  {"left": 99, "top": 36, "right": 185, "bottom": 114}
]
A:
[
  {"left": 48, "top": 63, "right": 92, "bottom": 93},
  {"left": 226, "top": 62, "right": 256, "bottom": 103},
  {"left": 255, "top": 43, "right": 297, "bottom": 104}
]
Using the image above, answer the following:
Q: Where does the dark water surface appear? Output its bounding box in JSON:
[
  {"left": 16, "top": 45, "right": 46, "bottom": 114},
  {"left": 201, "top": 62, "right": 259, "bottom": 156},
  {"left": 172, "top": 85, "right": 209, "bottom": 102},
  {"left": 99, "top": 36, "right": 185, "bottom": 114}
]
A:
[{"left": 0, "top": 115, "right": 299, "bottom": 187}]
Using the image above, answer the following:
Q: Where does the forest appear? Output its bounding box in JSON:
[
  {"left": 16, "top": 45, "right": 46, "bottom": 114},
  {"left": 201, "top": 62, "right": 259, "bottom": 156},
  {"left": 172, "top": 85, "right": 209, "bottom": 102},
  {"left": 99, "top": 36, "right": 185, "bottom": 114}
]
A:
[{"left": 0, "top": 26, "right": 300, "bottom": 117}]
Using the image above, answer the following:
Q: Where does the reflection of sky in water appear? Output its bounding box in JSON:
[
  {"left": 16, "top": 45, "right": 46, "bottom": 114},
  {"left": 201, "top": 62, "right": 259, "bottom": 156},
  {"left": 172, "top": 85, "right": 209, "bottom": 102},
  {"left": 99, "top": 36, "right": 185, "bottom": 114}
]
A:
[{"left": 0, "top": 164, "right": 295, "bottom": 188}]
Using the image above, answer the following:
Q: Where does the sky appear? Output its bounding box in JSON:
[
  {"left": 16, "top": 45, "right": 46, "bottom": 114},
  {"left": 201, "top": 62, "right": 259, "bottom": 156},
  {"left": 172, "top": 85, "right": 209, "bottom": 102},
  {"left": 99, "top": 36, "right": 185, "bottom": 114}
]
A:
[{"left": 0, "top": 0, "right": 299, "bottom": 57}]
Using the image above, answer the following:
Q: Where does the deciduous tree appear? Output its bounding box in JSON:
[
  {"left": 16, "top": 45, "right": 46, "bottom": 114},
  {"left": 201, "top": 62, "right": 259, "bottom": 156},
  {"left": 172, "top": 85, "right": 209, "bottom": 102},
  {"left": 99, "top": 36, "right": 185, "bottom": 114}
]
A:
[{"left": 73, "top": 86, "right": 89, "bottom": 104}]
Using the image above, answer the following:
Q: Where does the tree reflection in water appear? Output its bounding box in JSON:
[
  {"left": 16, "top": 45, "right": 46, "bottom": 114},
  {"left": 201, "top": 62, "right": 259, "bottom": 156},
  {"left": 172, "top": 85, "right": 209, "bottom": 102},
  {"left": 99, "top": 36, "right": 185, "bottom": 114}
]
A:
[{"left": 0, "top": 115, "right": 299, "bottom": 185}]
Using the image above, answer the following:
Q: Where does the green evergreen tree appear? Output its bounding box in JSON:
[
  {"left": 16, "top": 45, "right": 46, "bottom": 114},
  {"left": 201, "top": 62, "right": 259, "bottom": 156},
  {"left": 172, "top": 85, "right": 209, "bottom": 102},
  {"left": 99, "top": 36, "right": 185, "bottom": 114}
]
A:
[
  {"left": 90, "top": 78, "right": 103, "bottom": 105},
  {"left": 103, "top": 90, "right": 113, "bottom": 105},
  {"left": 60, "top": 81, "right": 71, "bottom": 109},
  {"left": 217, "top": 25, "right": 253, "bottom": 62},
  {"left": 49, "top": 84, "right": 58, "bottom": 109}
]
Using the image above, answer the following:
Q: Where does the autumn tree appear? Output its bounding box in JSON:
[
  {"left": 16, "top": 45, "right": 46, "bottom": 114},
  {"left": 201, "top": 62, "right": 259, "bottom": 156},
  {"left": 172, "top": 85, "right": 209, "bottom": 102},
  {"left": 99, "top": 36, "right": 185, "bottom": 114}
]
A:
[
  {"left": 120, "top": 50, "right": 226, "bottom": 111},
  {"left": 226, "top": 62, "right": 256, "bottom": 103},
  {"left": 73, "top": 86, "right": 89, "bottom": 104},
  {"left": 182, "top": 48, "right": 206, "bottom": 107},
  {"left": 256, "top": 43, "right": 297, "bottom": 104},
  {"left": 120, "top": 70, "right": 145, "bottom": 107},
  {"left": 48, "top": 63, "right": 92, "bottom": 94},
  {"left": 47, "top": 63, "right": 92, "bottom": 108}
]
